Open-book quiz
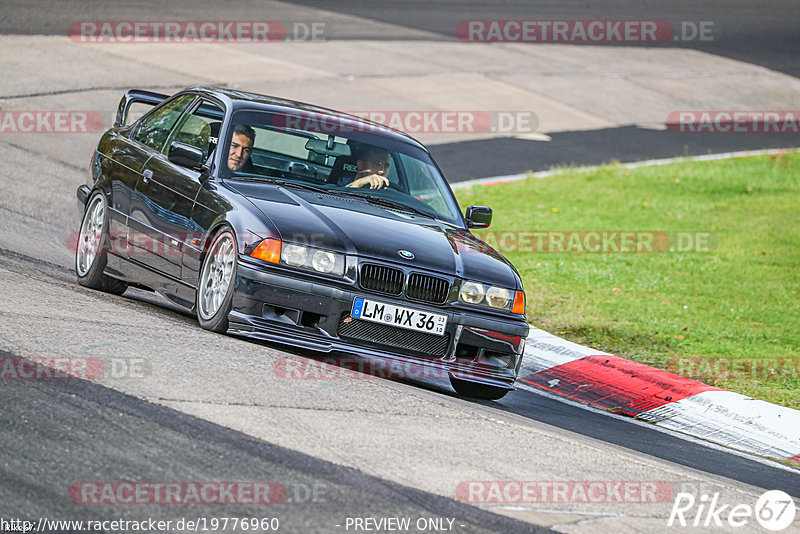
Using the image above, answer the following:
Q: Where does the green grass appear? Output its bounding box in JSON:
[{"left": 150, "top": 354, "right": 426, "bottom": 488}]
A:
[{"left": 455, "top": 152, "right": 800, "bottom": 409}]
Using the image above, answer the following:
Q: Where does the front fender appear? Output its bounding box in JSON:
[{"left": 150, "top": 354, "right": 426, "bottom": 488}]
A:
[{"left": 184, "top": 180, "right": 280, "bottom": 284}]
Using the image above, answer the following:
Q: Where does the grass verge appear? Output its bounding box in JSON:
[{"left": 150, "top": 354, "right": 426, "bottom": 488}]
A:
[{"left": 454, "top": 152, "right": 800, "bottom": 409}]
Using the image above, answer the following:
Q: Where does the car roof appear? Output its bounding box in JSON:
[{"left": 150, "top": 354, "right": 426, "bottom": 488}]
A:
[{"left": 183, "top": 85, "right": 428, "bottom": 151}]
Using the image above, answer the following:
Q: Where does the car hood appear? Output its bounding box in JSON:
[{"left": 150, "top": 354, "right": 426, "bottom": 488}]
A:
[{"left": 229, "top": 183, "right": 521, "bottom": 289}]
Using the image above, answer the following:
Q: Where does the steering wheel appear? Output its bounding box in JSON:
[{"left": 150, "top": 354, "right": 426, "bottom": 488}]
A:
[{"left": 387, "top": 181, "right": 405, "bottom": 193}]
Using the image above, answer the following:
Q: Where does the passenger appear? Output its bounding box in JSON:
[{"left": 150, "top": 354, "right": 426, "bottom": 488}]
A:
[
  {"left": 228, "top": 124, "right": 256, "bottom": 172},
  {"left": 341, "top": 144, "right": 391, "bottom": 189}
]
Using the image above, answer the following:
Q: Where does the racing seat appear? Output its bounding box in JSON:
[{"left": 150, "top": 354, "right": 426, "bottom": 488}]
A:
[
  {"left": 207, "top": 121, "right": 222, "bottom": 161},
  {"left": 326, "top": 153, "right": 359, "bottom": 185}
]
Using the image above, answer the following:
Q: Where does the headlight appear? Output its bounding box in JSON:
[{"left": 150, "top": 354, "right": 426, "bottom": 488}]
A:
[
  {"left": 250, "top": 239, "right": 344, "bottom": 277},
  {"left": 312, "top": 250, "right": 336, "bottom": 273},
  {"left": 459, "top": 280, "right": 524, "bottom": 314},
  {"left": 459, "top": 281, "right": 485, "bottom": 304},
  {"left": 282, "top": 244, "right": 307, "bottom": 266},
  {"left": 486, "top": 286, "right": 512, "bottom": 309}
]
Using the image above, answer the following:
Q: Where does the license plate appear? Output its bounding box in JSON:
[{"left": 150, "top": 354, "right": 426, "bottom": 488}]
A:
[{"left": 351, "top": 297, "right": 447, "bottom": 336}]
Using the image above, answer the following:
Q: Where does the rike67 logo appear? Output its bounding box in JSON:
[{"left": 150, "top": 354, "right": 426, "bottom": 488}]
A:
[{"left": 668, "top": 490, "right": 796, "bottom": 531}]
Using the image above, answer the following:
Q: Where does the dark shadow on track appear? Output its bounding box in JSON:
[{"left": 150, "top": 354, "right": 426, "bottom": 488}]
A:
[
  {"left": 289, "top": 0, "right": 800, "bottom": 79},
  {"left": 0, "top": 351, "right": 550, "bottom": 533},
  {"left": 431, "top": 126, "right": 800, "bottom": 182},
  {"left": 243, "top": 342, "right": 800, "bottom": 498}
]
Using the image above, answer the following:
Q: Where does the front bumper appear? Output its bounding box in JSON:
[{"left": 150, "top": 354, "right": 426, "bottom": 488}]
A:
[{"left": 229, "top": 259, "right": 528, "bottom": 389}]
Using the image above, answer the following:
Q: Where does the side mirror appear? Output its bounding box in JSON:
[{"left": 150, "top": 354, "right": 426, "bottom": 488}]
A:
[
  {"left": 168, "top": 141, "right": 205, "bottom": 170},
  {"left": 465, "top": 205, "right": 492, "bottom": 228}
]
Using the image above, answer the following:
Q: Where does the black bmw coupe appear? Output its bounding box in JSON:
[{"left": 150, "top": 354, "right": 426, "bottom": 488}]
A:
[{"left": 75, "top": 86, "right": 528, "bottom": 399}]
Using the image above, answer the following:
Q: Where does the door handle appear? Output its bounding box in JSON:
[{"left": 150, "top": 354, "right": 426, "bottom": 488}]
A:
[{"left": 142, "top": 169, "right": 153, "bottom": 183}]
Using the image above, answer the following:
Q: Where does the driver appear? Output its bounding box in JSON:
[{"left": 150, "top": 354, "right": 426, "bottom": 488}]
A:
[
  {"left": 228, "top": 124, "right": 256, "bottom": 172},
  {"left": 342, "top": 144, "right": 391, "bottom": 189}
]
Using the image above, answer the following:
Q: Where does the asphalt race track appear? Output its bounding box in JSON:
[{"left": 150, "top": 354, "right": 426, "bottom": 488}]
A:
[
  {"left": 0, "top": 348, "right": 545, "bottom": 534},
  {"left": 432, "top": 127, "right": 800, "bottom": 182},
  {"left": 6, "top": 1, "right": 800, "bottom": 77},
  {"left": 1, "top": 250, "right": 798, "bottom": 531},
  {"left": 2, "top": 1, "right": 800, "bottom": 180},
  {"left": 1, "top": 2, "right": 798, "bottom": 533},
  {"left": 290, "top": 0, "right": 800, "bottom": 77}
]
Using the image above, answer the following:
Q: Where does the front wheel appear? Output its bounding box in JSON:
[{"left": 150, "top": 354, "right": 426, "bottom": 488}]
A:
[
  {"left": 196, "top": 228, "right": 237, "bottom": 333},
  {"left": 450, "top": 377, "right": 510, "bottom": 401},
  {"left": 75, "top": 192, "right": 127, "bottom": 295}
]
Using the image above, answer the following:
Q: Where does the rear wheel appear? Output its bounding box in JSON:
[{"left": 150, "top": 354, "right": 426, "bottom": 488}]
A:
[
  {"left": 196, "top": 228, "right": 237, "bottom": 333},
  {"left": 450, "top": 377, "right": 510, "bottom": 401},
  {"left": 75, "top": 192, "right": 127, "bottom": 295}
]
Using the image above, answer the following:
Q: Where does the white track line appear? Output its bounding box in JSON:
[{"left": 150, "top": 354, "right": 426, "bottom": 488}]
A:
[{"left": 515, "top": 382, "right": 799, "bottom": 474}]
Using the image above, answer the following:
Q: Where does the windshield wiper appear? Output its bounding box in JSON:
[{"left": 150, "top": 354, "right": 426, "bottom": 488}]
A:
[
  {"left": 339, "top": 192, "right": 434, "bottom": 218},
  {"left": 273, "top": 180, "right": 331, "bottom": 194},
  {"left": 230, "top": 175, "right": 330, "bottom": 194}
]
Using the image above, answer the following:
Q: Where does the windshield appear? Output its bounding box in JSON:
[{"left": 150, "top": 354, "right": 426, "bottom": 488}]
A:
[{"left": 220, "top": 110, "right": 464, "bottom": 225}]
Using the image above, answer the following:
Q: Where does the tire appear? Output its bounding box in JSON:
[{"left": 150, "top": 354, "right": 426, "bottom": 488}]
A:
[
  {"left": 450, "top": 377, "right": 510, "bottom": 401},
  {"left": 196, "top": 227, "right": 238, "bottom": 333},
  {"left": 75, "top": 192, "right": 127, "bottom": 295}
]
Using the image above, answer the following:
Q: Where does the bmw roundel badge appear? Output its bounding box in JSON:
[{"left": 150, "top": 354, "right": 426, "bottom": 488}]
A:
[{"left": 398, "top": 250, "right": 415, "bottom": 260}]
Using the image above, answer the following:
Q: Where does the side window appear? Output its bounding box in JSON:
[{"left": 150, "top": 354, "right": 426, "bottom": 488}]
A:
[
  {"left": 132, "top": 94, "right": 196, "bottom": 153},
  {"left": 386, "top": 153, "right": 400, "bottom": 187},
  {"left": 400, "top": 154, "right": 433, "bottom": 193},
  {"left": 165, "top": 100, "right": 224, "bottom": 159},
  {"left": 399, "top": 153, "right": 450, "bottom": 214}
]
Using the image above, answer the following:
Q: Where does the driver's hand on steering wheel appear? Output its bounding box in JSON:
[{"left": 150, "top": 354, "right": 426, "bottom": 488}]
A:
[{"left": 347, "top": 171, "right": 390, "bottom": 189}]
